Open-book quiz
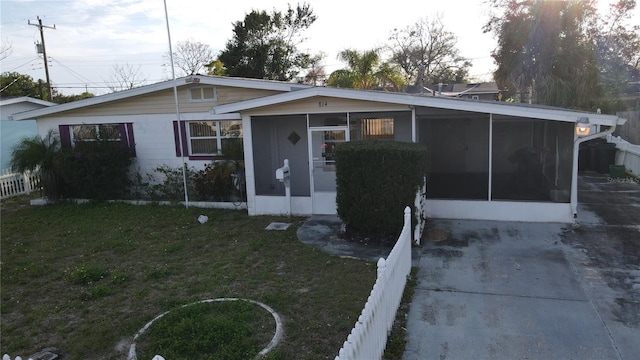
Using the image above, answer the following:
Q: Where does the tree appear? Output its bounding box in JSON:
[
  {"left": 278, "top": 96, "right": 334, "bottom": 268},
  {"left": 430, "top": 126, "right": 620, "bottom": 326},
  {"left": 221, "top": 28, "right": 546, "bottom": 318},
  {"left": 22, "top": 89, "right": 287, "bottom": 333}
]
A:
[
  {"left": 218, "top": 3, "right": 316, "bottom": 81},
  {"left": 10, "top": 130, "right": 64, "bottom": 201},
  {"left": 485, "top": 0, "right": 639, "bottom": 111},
  {"left": 1, "top": 72, "right": 46, "bottom": 99},
  {"left": 165, "top": 40, "right": 215, "bottom": 76},
  {"left": 1, "top": 71, "right": 94, "bottom": 104},
  {"left": 593, "top": 0, "right": 640, "bottom": 103},
  {"left": 327, "top": 49, "right": 404, "bottom": 91},
  {"left": 53, "top": 92, "right": 94, "bottom": 104},
  {"left": 206, "top": 59, "right": 227, "bottom": 76},
  {"left": 105, "top": 63, "right": 147, "bottom": 92},
  {"left": 388, "top": 16, "right": 471, "bottom": 88},
  {"left": 302, "top": 52, "right": 327, "bottom": 85}
]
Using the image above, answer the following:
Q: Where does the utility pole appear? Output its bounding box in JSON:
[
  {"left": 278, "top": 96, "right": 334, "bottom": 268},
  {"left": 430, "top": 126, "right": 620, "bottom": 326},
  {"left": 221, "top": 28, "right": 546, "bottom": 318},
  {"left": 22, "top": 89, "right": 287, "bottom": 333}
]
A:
[{"left": 28, "top": 16, "right": 55, "bottom": 101}]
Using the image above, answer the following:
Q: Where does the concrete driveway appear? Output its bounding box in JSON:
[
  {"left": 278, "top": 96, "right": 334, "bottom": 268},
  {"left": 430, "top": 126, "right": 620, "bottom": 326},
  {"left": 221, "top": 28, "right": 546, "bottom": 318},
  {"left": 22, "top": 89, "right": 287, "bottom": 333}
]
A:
[{"left": 403, "top": 173, "right": 640, "bottom": 360}]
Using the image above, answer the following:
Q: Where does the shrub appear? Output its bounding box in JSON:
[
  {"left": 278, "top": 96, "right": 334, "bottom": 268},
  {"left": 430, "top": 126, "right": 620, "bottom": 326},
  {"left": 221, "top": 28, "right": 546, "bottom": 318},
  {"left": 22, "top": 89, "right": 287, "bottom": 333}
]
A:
[
  {"left": 10, "top": 130, "right": 64, "bottom": 201},
  {"left": 335, "top": 140, "right": 426, "bottom": 242},
  {"left": 146, "top": 164, "right": 197, "bottom": 201},
  {"left": 58, "top": 140, "right": 133, "bottom": 200},
  {"left": 193, "top": 160, "right": 243, "bottom": 201}
]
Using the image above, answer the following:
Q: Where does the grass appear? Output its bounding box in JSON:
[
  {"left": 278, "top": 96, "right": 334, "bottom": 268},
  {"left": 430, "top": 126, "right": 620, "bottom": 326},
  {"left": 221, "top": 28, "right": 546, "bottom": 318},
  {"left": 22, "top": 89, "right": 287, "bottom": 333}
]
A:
[
  {"left": 135, "top": 300, "right": 275, "bottom": 359},
  {"left": 0, "top": 198, "right": 381, "bottom": 359}
]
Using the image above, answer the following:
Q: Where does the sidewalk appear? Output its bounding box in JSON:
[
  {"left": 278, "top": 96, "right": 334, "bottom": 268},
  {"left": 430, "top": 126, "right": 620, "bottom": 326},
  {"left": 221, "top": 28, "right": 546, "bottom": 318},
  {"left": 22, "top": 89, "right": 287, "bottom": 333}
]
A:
[{"left": 402, "top": 173, "right": 640, "bottom": 360}]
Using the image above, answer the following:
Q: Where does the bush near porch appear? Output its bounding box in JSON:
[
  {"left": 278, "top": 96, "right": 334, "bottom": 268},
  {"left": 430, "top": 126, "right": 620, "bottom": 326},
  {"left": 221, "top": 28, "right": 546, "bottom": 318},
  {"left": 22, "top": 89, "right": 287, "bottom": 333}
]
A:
[{"left": 335, "top": 140, "right": 426, "bottom": 244}]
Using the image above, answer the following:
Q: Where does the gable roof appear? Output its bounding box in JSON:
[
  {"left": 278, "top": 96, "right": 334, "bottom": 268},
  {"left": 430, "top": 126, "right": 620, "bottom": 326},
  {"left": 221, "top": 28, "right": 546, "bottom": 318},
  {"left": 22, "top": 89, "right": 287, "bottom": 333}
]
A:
[
  {"left": 0, "top": 96, "right": 57, "bottom": 108},
  {"left": 211, "top": 86, "right": 625, "bottom": 126},
  {"left": 11, "top": 75, "right": 311, "bottom": 120},
  {"left": 11, "top": 75, "right": 625, "bottom": 127}
]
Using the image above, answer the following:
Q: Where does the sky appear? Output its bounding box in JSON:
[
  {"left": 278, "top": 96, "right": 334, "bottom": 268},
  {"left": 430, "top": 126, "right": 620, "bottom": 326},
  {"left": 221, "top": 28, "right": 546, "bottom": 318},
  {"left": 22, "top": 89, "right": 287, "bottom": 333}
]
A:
[{"left": 0, "top": 0, "right": 638, "bottom": 96}]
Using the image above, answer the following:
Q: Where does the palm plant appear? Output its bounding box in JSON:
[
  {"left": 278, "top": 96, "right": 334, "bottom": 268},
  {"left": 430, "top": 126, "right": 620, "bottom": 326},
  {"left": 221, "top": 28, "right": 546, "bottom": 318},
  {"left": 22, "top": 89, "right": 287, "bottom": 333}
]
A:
[
  {"left": 10, "top": 129, "right": 64, "bottom": 201},
  {"left": 327, "top": 49, "right": 404, "bottom": 90}
]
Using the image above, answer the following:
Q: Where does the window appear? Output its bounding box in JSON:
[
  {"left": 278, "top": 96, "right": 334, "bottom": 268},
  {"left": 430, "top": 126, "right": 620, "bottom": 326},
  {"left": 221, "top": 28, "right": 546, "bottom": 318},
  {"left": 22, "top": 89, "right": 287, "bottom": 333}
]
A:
[
  {"left": 309, "top": 113, "right": 347, "bottom": 127},
  {"left": 188, "top": 86, "right": 217, "bottom": 102},
  {"left": 188, "top": 122, "right": 218, "bottom": 154},
  {"left": 59, "top": 123, "right": 136, "bottom": 156},
  {"left": 174, "top": 120, "right": 243, "bottom": 159},
  {"left": 350, "top": 118, "right": 394, "bottom": 140},
  {"left": 72, "top": 124, "right": 121, "bottom": 142}
]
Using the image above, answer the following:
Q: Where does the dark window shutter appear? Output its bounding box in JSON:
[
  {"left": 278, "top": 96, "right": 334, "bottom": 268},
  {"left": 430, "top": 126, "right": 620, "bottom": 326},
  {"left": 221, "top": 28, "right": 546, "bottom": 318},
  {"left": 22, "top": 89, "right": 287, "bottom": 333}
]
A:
[
  {"left": 172, "top": 121, "right": 188, "bottom": 157},
  {"left": 59, "top": 125, "right": 71, "bottom": 147},
  {"left": 173, "top": 121, "right": 181, "bottom": 156},
  {"left": 126, "top": 123, "right": 136, "bottom": 157},
  {"left": 118, "top": 123, "right": 128, "bottom": 148},
  {"left": 117, "top": 123, "right": 136, "bottom": 157}
]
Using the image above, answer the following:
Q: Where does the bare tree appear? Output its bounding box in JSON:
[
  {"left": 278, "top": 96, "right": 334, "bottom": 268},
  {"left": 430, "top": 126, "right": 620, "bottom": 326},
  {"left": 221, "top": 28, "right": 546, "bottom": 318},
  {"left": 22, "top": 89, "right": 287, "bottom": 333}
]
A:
[
  {"left": 303, "top": 52, "right": 326, "bottom": 85},
  {"left": 105, "top": 63, "right": 147, "bottom": 92},
  {"left": 388, "top": 16, "right": 470, "bottom": 88},
  {"left": 165, "top": 40, "right": 215, "bottom": 77},
  {"left": 1, "top": 39, "right": 13, "bottom": 61}
]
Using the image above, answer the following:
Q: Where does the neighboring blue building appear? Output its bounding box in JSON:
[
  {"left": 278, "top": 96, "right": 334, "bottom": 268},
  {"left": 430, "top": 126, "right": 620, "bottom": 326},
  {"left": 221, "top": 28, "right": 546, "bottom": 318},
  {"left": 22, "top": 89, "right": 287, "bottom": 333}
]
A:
[{"left": 0, "top": 97, "right": 56, "bottom": 169}]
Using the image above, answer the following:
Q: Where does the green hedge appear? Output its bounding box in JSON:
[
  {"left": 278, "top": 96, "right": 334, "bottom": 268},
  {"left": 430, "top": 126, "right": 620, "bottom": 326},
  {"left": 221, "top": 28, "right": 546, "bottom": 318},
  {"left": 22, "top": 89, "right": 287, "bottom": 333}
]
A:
[
  {"left": 335, "top": 140, "right": 426, "bottom": 239},
  {"left": 59, "top": 141, "right": 133, "bottom": 200}
]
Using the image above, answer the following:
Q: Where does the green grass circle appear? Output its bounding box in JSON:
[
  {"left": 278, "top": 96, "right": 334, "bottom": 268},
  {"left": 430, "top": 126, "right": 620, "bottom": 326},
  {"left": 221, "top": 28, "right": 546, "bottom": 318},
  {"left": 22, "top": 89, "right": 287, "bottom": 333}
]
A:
[{"left": 134, "top": 299, "right": 277, "bottom": 360}]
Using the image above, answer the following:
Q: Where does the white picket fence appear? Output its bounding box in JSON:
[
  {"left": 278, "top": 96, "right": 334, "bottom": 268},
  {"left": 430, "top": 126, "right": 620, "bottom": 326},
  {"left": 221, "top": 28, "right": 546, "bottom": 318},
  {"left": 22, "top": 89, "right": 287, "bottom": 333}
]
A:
[
  {"left": 335, "top": 206, "right": 413, "bottom": 360},
  {"left": 0, "top": 168, "right": 40, "bottom": 199},
  {"left": 2, "top": 355, "right": 24, "bottom": 360}
]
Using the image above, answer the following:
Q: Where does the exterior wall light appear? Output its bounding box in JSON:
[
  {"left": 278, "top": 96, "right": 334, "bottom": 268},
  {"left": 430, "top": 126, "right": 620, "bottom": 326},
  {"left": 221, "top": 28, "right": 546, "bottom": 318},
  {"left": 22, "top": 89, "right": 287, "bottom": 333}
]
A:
[{"left": 576, "top": 117, "right": 591, "bottom": 136}]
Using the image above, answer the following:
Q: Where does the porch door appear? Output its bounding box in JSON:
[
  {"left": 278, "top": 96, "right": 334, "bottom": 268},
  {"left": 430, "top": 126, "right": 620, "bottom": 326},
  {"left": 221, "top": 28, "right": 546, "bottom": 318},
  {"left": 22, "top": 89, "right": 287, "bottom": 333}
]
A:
[{"left": 309, "top": 128, "right": 347, "bottom": 214}]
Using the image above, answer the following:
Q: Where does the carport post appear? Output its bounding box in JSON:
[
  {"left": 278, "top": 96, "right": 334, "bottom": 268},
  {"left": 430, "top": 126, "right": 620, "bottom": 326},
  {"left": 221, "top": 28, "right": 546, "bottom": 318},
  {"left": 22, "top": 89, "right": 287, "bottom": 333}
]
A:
[{"left": 571, "top": 124, "right": 617, "bottom": 218}]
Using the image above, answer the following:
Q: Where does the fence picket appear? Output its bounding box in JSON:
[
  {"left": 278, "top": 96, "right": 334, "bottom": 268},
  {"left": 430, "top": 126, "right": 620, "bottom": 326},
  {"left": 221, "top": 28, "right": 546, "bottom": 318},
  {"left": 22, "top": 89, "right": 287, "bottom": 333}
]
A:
[
  {"left": 335, "top": 206, "right": 412, "bottom": 360},
  {"left": 2, "top": 355, "right": 25, "bottom": 360},
  {"left": 0, "top": 168, "right": 40, "bottom": 199}
]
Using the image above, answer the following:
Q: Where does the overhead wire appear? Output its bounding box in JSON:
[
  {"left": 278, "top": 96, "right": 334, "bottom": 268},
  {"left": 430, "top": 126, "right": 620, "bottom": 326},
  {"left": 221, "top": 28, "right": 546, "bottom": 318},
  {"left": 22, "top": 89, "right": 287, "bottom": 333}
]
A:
[{"left": 6, "top": 57, "right": 41, "bottom": 72}]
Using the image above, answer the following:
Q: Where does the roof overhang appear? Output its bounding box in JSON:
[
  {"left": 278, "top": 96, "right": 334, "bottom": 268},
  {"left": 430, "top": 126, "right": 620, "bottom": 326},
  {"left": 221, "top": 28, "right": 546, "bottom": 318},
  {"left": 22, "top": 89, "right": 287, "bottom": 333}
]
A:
[
  {"left": 11, "top": 75, "right": 311, "bottom": 120},
  {"left": 0, "top": 96, "right": 56, "bottom": 108},
  {"left": 211, "top": 87, "right": 623, "bottom": 126}
]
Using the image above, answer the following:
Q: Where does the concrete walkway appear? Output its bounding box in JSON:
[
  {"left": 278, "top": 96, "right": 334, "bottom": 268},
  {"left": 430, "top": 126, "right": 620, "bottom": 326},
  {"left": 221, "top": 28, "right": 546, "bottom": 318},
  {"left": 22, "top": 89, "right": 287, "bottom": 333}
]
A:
[
  {"left": 296, "top": 215, "right": 395, "bottom": 262},
  {"left": 403, "top": 173, "right": 640, "bottom": 360}
]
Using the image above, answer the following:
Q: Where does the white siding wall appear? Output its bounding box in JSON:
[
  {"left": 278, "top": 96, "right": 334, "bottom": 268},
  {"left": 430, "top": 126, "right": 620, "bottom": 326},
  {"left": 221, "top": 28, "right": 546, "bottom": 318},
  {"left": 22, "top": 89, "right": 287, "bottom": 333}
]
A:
[
  {"left": 36, "top": 114, "right": 215, "bottom": 178},
  {"left": 426, "top": 199, "right": 574, "bottom": 223},
  {"left": 1, "top": 102, "right": 49, "bottom": 120}
]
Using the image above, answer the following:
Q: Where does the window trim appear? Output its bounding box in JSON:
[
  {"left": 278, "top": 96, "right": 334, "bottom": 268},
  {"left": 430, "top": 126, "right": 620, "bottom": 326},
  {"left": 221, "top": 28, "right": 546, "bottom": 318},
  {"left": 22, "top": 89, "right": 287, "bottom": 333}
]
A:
[
  {"left": 71, "top": 124, "right": 122, "bottom": 142},
  {"left": 187, "top": 121, "right": 219, "bottom": 156},
  {"left": 187, "top": 86, "right": 217, "bottom": 102},
  {"left": 59, "top": 122, "right": 136, "bottom": 156},
  {"left": 173, "top": 120, "right": 242, "bottom": 160},
  {"left": 350, "top": 117, "right": 395, "bottom": 140}
]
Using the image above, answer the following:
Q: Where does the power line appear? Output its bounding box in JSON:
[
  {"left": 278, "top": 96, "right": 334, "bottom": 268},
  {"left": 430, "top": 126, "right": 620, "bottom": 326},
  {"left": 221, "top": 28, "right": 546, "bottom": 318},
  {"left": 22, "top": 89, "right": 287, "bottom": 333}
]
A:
[
  {"left": 7, "top": 57, "right": 41, "bottom": 72},
  {"left": 49, "top": 57, "right": 97, "bottom": 86}
]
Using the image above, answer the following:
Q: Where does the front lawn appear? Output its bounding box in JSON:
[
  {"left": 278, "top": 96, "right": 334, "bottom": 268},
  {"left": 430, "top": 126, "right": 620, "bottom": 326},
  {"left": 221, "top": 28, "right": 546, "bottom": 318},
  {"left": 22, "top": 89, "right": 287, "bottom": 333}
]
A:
[{"left": 0, "top": 200, "right": 377, "bottom": 359}]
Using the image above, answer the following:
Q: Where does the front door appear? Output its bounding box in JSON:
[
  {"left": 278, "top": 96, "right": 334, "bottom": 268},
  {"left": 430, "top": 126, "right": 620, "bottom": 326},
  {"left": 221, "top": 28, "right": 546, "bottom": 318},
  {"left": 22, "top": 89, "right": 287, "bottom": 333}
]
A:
[{"left": 309, "top": 128, "right": 347, "bottom": 214}]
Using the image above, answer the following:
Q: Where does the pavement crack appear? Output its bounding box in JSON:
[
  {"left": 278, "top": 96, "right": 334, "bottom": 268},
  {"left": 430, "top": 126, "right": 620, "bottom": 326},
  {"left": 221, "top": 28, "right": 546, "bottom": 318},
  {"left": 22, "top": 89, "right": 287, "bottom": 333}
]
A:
[{"left": 414, "top": 286, "right": 588, "bottom": 302}]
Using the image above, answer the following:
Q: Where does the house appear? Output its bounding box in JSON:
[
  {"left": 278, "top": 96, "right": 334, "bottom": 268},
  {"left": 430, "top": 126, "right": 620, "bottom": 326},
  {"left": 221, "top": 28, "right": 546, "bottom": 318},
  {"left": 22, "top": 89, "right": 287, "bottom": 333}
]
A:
[
  {"left": 409, "top": 82, "right": 500, "bottom": 101},
  {"left": 1, "top": 97, "right": 56, "bottom": 169},
  {"left": 12, "top": 75, "right": 626, "bottom": 223}
]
